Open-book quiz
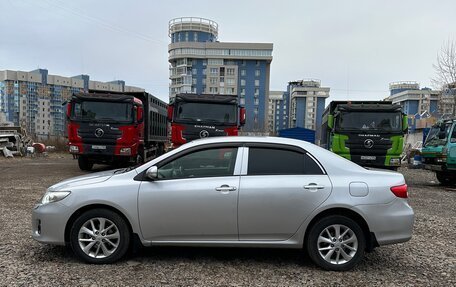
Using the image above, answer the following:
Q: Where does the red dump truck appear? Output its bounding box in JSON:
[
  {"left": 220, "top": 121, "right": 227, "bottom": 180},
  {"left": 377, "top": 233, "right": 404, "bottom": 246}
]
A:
[
  {"left": 167, "top": 93, "right": 245, "bottom": 148},
  {"left": 66, "top": 91, "right": 168, "bottom": 170}
]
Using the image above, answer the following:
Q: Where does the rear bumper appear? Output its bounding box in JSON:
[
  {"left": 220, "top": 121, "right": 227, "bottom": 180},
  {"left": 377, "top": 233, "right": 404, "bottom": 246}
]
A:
[{"left": 355, "top": 199, "right": 414, "bottom": 245}]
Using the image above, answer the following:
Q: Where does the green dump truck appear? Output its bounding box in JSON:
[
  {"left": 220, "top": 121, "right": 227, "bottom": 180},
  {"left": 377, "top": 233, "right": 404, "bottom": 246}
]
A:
[
  {"left": 321, "top": 101, "right": 408, "bottom": 169},
  {"left": 421, "top": 119, "right": 456, "bottom": 185}
]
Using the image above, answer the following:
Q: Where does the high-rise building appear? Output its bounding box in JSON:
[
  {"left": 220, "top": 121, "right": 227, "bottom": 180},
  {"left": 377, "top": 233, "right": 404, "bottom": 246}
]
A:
[
  {"left": 168, "top": 17, "right": 273, "bottom": 132},
  {"left": 267, "top": 80, "right": 330, "bottom": 138},
  {"left": 387, "top": 82, "right": 440, "bottom": 116},
  {"left": 0, "top": 69, "right": 144, "bottom": 139},
  {"left": 267, "top": 91, "right": 285, "bottom": 134}
]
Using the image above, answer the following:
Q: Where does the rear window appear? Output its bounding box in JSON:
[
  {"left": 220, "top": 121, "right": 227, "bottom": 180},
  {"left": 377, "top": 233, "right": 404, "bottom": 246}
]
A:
[{"left": 247, "top": 147, "right": 323, "bottom": 175}]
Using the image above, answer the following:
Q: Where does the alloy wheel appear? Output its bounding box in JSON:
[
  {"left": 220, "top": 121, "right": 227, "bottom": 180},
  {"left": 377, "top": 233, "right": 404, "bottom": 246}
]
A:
[
  {"left": 317, "top": 224, "right": 358, "bottom": 265},
  {"left": 78, "top": 217, "right": 120, "bottom": 259}
]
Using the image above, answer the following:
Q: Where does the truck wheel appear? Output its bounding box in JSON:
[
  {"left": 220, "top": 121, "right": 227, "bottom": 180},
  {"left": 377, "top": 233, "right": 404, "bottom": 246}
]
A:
[
  {"left": 78, "top": 157, "right": 93, "bottom": 171},
  {"left": 70, "top": 209, "right": 130, "bottom": 264},
  {"left": 436, "top": 171, "right": 455, "bottom": 186},
  {"left": 306, "top": 215, "right": 365, "bottom": 271}
]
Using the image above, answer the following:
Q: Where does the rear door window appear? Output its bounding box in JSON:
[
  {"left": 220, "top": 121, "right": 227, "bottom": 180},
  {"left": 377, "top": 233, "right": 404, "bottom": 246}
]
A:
[{"left": 247, "top": 147, "right": 323, "bottom": 175}]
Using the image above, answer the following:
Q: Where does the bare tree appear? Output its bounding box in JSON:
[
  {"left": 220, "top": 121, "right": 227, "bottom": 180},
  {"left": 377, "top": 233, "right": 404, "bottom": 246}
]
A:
[{"left": 432, "top": 40, "right": 456, "bottom": 116}]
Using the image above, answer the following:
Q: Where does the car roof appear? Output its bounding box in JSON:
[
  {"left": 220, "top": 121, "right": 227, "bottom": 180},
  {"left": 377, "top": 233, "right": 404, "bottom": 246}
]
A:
[{"left": 188, "top": 136, "right": 310, "bottom": 147}]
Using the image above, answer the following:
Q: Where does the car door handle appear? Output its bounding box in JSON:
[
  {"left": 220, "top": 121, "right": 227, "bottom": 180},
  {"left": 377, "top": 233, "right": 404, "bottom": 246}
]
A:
[
  {"left": 304, "top": 184, "right": 325, "bottom": 190},
  {"left": 215, "top": 185, "right": 237, "bottom": 192}
]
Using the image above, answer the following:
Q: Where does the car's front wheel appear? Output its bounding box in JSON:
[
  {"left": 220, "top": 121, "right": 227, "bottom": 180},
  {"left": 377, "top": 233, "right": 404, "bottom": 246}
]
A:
[
  {"left": 306, "top": 215, "right": 365, "bottom": 271},
  {"left": 70, "top": 209, "right": 130, "bottom": 264}
]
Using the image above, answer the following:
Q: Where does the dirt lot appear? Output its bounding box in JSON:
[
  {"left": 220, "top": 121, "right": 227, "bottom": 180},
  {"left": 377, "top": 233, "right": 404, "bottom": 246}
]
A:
[{"left": 0, "top": 155, "right": 455, "bottom": 286}]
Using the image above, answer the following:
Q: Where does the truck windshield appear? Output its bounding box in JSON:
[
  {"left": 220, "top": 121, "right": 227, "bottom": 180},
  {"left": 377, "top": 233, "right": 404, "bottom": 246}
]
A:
[
  {"left": 175, "top": 102, "right": 237, "bottom": 125},
  {"left": 72, "top": 101, "right": 133, "bottom": 123},
  {"left": 336, "top": 111, "right": 402, "bottom": 132},
  {"left": 424, "top": 123, "right": 451, "bottom": 146}
]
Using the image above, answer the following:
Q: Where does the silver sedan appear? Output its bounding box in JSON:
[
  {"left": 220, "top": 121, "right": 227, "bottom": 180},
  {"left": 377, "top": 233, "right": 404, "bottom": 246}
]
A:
[{"left": 32, "top": 136, "right": 414, "bottom": 271}]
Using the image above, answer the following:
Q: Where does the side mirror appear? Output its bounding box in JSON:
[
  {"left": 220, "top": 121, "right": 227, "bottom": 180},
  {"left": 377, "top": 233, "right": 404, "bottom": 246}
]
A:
[
  {"left": 239, "top": 107, "right": 246, "bottom": 126},
  {"left": 136, "top": 106, "right": 144, "bottom": 123},
  {"left": 402, "top": 115, "right": 408, "bottom": 132},
  {"left": 327, "top": 114, "right": 334, "bottom": 130},
  {"left": 66, "top": 102, "right": 72, "bottom": 120},
  {"left": 146, "top": 166, "right": 158, "bottom": 180},
  {"left": 167, "top": 106, "right": 174, "bottom": 122}
]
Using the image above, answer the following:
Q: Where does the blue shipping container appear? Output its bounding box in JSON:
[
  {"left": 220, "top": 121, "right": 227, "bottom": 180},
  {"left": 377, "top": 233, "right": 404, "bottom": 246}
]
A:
[{"left": 278, "top": 127, "right": 315, "bottom": 144}]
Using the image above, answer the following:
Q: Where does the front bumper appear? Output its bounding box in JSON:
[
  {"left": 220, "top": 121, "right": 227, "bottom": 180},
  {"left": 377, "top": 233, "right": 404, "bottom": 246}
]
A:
[
  {"left": 423, "top": 164, "right": 443, "bottom": 171},
  {"left": 31, "top": 202, "right": 71, "bottom": 246},
  {"left": 355, "top": 198, "right": 414, "bottom": 245}
]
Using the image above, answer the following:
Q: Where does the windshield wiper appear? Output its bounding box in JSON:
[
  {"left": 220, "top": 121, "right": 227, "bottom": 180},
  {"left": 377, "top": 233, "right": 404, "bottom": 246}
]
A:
[{"left": 113, "top": 166, "right": 137, "bottom": 174}]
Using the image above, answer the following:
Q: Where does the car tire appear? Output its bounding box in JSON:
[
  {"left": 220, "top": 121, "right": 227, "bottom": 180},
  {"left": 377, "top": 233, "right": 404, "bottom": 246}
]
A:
[
  {"left": 436, "top": 171, "right": 455, "bottom": 186},
  {"left": 78, "top": 157, "right": 93, "bottom": 171},
  {"left": 70, "top": 209, "right": 130, "bottom": 264},
  {"left": 306, "top": 215, "right": 365, "bottom": 271}
]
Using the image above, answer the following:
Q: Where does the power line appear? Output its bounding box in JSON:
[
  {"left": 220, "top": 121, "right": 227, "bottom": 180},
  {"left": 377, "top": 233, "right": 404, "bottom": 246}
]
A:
[{"left": 38, "top": 0, "right": 166, "bottom": 45}]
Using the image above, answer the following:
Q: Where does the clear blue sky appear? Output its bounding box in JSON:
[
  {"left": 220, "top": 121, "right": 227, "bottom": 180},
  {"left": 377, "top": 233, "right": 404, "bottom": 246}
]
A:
[{"left": 1, "top": 0, "right": 455, "bottom": 102}]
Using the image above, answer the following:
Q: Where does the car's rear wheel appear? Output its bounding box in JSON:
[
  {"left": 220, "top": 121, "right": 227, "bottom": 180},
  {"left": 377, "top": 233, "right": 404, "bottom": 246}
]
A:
[
  {"left": 70, "top": 209, "right": 130, "bottom": 264},
  {"left": 307, "top": 215, "right": 365, "bottom": 271}
]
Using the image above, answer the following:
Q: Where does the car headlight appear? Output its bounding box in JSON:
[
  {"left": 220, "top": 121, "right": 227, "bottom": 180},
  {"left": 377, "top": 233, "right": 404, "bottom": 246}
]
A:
[{"left": 40, "top": 191, "right": 71, "bottom": 205}]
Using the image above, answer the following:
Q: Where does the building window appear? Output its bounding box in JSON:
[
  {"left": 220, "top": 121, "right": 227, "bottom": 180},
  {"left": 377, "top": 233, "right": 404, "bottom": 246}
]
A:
[
  {"left": 226, "top": 78, "right": 235, "bottom": 85},
  {"left": 256, "top": 60, "right": 260, "bottom": 66},
  {"left": 241, "top": 69, "right": 246, "bottom": 76},
  {"left": 241, "top": 88, "right": 245, "bottom": 96},
  {"left": 226, "top": 68, "right": 235, "bottom": 76},
  {"left": 210, "top": 77, "right": 217, "bottom": 84},
  {"left": 240, "top": 98, "right": 245, "bottom": 105},
  {"left": 210, "top": 68, "right": 218, "bottom": 75},
  {"left": 242, "top": 60, "right": 246, "bottom": 66},
  {"left": 193, "top": 32, "right": 198, "bottom": 42},
  {"left": 208, "top": 59, "right": 223, "bottom": 66},
  {"left": 202, "top": 69, "right": 207, "bottom": 75},
  {"left": 255, "top": 80, "right": 259, "bottom": 87},
  {"left": 202, "top": 78, "right": 206, "bottom": 85},
  {"left": 241, "top": 79, "right": 246, "bottom": 86},
  {"left": 209, "top": 87, "right": 218, "bottom": 93},
  {"left": 255, "top": 88, "right": 259, "bottom": 96},
  {"left": 220, "top": 87, "right": 225, "bottom": 94},
  {"left": 255, "top": 70, "right": 260, "bottom": 77},
  {"left": 192, "top": 69, "right": 197, "bottom": 75}
]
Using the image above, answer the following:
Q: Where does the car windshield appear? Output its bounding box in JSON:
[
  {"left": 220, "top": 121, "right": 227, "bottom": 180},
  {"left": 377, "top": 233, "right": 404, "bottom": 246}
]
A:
[
  {"left": 72, "top": 101, "right": 133, "bottom": 123},
  {"left": 424, "top": 123, "right": 451, "bottom": 146},
  {"left": 174, "top": 102, "right": 237, "bottom": 125},
  {"left": 336, "top": 111, "right": 402, "bottom": 132}
]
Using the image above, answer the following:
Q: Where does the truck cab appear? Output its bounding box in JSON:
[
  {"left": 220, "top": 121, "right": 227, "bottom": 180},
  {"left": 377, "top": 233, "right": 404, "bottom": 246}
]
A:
[
  {"left": 167, "top": 93, "right": 245, "bottom": 148},
  {"left": 321, "top": 101, "right": 408, "bottom": 169},
  {"left": 66, "top": 92, "right": 167, "bottom": 171},
  {"left": 422, "top": 119, "right": 456, "bottom": 185}
]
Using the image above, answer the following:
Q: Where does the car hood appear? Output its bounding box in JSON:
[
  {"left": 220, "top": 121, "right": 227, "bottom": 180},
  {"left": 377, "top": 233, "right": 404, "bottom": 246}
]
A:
[{"left": 48, "top": 170, "right": 116, "bottom": 191}]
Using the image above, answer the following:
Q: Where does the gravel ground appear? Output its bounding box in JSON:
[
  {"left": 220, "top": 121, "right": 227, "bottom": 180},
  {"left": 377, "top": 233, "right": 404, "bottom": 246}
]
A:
[{"left": 0, "top": 155, "right": 455, "bottom": 286}]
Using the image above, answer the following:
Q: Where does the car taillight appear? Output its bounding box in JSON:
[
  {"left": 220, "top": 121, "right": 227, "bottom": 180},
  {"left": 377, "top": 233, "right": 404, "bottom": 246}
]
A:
[{"left": 390, "top": 184, "right": 408, "bottom": 198}]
